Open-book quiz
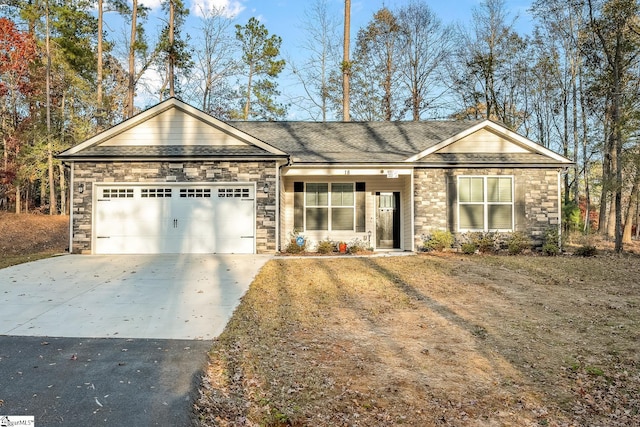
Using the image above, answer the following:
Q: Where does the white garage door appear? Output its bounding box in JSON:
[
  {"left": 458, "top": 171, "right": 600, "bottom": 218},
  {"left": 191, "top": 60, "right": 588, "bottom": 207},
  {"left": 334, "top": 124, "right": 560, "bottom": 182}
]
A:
[{"left": 94, "top": 184, "right": 255, "bottom": 254}]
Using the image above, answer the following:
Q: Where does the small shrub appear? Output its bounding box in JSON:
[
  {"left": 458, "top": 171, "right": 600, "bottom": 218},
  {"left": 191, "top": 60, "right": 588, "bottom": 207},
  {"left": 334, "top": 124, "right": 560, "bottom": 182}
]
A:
[
  {"left": 563, "top": 200, "right": 583, "bottom": 233},
  {"left": 347, "top": 237, "right": 368, "bottom": 254},
  {"left": 475, "top": 232, "right": 497, "bottom": 253},
  {"left": 461, "top": 242, "right": 477, "bottom": 255},
  {"left": 423, "top": 230, "right": 454, "bottom": 252},
  {"left": 284, "top": 230, "right": 306, "bottom": 254},
  {"left": 574, "top": 244, "right": 597, "bottom": 257},
  {"left": 542, "top": 243, "right": 559, "bottom": 256},
  {"left": 284, "top": 239, "right": 306, "bottom": 254},
  {"left": 507, "top": 232, "right": 530, "bottom": 255},
  {"left": 316, "top": 238, "right": 336, "bottom": 254},
  {"left": 542, "top": 227, "right": 560, "bottom": 256}
]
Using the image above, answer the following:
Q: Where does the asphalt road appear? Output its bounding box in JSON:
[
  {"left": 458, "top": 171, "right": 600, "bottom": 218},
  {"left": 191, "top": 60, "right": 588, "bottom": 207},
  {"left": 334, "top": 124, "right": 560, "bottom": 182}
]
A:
[{"left": 0, "top": 336, "right": 212, "bottom": 425}]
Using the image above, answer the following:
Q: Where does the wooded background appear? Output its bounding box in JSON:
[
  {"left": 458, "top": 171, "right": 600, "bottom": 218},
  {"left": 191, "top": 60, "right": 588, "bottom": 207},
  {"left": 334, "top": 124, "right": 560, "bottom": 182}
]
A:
[{"left": 1, "top": 0, "right": 639, "bottom": 251}]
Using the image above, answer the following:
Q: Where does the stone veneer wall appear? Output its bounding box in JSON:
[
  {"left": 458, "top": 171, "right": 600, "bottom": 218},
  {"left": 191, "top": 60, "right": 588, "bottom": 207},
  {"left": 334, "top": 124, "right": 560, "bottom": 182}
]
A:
[
  {"left": 71, "top": 160, "right": 277, "bottom": 254},
  {"left": 413, "top": 168, "right": 560, "bottom": 250}
]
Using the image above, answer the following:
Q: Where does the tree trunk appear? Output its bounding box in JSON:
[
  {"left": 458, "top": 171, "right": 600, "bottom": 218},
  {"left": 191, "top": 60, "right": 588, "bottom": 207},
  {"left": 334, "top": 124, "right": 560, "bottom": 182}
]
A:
[
  {"left": 15, "top": 185, "right": 20, "bottom": 214},
  {"left": 128, "top": 0, "right": 138, "bottom": 118},
  {"left": 622, "top": 177, "right": 637, "bottom": 244},
  {"left": 607, "top": 192, "right": 616, "bottom": 238},
  {"left": 169, "top": 0, "right": 175, "bottom": 97},
  {"left": 572, "top": 69, "right": 579, "bottom": 204},
  {"left": 636, "top": 193, "right": 640, "bottom": 240},
  {"left": 59, "top": 163, "right": 66, "bottom": 215},
  {"left": 243, "top": 64, "right": 253, "bottom": 119},
  {"left": 598, "top": 120, "right": 611, "bottom": 235},
  {"left": 342, "top": 0, "right": 350, "bottom": 122},
  {"left": 384, "top": 53, "right": 392, "bottom": 121},
  {"left": 612, "top": 56, "right": 623, "bottom": 253},
  {"left": 45, "top": 0, "right": 56, "bottom": 215},
  {"left": 97, "top": 0, "right": 104, "bottom": 128}
]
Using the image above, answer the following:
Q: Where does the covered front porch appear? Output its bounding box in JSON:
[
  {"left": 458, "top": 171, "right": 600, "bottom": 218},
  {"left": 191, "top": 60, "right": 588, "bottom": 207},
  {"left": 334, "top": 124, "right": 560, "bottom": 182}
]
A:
[{"left": 279, "top": 166, "right": 414, "bottom": 252}]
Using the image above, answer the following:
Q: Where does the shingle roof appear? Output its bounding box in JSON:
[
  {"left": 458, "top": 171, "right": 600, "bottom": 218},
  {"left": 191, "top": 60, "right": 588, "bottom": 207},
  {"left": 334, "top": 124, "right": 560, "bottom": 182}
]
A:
[{"left": 228, "top": 121, "right": 481, "bottom": 163}]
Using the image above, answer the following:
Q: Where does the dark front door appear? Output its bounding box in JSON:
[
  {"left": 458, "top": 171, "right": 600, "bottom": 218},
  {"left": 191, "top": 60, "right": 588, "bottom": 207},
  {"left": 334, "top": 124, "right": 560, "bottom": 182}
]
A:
[{"left": 376, "top": 192, "right": 400, "bottom": 249}]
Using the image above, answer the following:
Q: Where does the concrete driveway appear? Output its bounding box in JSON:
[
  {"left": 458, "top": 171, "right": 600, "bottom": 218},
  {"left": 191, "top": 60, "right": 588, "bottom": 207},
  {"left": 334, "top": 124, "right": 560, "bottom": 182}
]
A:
[
  {"left": 0, "top": 254, "right": 270, "bottom": 425},
  {"left": 1, "top": 254, "right": 271, "bottom": 339}
]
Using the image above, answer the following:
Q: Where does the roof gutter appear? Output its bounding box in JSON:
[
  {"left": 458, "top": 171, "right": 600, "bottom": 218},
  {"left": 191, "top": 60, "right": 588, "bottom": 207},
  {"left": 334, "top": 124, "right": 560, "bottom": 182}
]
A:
[{"left": 55, "top": 155, "right": 289, "bottom": 162}]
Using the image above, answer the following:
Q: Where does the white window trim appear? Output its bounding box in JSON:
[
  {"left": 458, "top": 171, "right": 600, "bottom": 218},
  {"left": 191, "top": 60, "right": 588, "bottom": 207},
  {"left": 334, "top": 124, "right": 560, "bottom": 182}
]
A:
[
  {"left": 457, "top": 175, "right": 514, "bottom": 232},
  {"left": 304, "top": 182, "right": 356, "bottom": 231}
]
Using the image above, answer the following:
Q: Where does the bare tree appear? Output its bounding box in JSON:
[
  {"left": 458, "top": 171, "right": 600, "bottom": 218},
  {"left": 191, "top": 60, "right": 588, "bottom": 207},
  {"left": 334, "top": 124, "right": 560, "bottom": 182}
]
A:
[
  {"left": 451, "top": 0, "right": 528, "bottom": 128},
  {"left": 289, "top": 0, "right": 341, "bottom": 121},
  {"left": 397, "top": 0, "right": 454, "bottom": 120},
  {"left": 178, "top": 5, "right": 239, "bottom": 117},
  {"left": 342, "top": 0, "right": 350, "bottom": 121}
]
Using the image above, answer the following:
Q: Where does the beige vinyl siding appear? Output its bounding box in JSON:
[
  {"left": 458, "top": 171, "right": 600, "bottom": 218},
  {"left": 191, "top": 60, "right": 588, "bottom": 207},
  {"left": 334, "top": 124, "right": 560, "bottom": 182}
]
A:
[
  {"left": 436, "top": 128, "right": 529, "bottom": 154},
  {"left": 102, "top": 108, "right": 248, "bottom": 147}
]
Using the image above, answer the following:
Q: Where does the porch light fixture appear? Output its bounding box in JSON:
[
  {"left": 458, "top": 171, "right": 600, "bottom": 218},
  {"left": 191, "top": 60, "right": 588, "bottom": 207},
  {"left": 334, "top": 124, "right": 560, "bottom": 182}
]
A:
[
  {"left": 263, "top": 183, "right": 269, "bottom": 193},
  {"left": 78, "top": 183, "right": 85, "bottom": 194}
]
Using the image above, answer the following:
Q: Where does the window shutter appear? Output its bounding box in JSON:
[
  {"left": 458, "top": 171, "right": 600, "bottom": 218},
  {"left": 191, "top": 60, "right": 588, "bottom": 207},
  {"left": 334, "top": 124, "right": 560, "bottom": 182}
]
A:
[
  {"left": 356, "top": 182, "right": 366, "bottom": 232},
  {"left": 446, "top": 173, "right": 457, "bottom": 231},
  {"left": 514, "top": 178, "right": 526, "bottom": 231},
  {"left": 294, "top": 182, "right": 304, "bottom": 230}
]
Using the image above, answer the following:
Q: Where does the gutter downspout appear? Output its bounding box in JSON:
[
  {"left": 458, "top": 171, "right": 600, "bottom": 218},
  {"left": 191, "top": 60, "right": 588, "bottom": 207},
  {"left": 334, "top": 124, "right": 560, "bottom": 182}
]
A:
[
  {"left": 68, "top": 162, "right": 74, "bottom": 254},
  {"left": 410, "top": 169, "right": 415, "bottom": 252},
  {"left": 558, "top": 169, "right": 563, "bottom": 250},
  {"left": 275, "top": 158, "right": 289, "bottom": 252}
]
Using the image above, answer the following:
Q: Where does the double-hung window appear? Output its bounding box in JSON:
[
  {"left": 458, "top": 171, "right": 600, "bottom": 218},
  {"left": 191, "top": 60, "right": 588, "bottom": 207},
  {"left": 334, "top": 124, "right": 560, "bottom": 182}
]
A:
[
  {"left": 303, "top": 183, "right": 355, "bottom": 231},
  {"left": 458, "top": 176, "right": 513, "bottom": 231}
]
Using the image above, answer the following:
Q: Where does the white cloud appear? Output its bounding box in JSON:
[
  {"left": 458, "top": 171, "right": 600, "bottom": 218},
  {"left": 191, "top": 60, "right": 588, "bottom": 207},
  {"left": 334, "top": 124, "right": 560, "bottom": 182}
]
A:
[
  {"left": 191, "top": 0, "right": 245, "bottom": 18},
  {"left": 139, "top": 0, "right": 163, "bottom": 11}
]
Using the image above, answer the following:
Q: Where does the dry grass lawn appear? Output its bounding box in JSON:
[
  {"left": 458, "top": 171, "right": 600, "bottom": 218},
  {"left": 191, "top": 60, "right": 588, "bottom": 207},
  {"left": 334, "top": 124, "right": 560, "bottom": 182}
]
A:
[
  {"left": 0, "top": 212, "right": 69, "bottom": 268},
  {"left": 194, "top": 253, "right": 640, "bottom": 426}
]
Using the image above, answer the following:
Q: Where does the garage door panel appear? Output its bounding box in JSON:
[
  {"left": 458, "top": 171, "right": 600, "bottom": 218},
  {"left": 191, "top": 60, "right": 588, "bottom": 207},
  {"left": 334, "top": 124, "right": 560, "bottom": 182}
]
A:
[{"left": 94, "top": 184, "right": 255, "bottom": 254}]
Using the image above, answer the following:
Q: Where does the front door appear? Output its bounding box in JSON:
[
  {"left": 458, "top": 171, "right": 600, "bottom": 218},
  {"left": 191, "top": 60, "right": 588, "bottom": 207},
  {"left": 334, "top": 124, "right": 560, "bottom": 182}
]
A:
[{"left": 376, "top": 192, "right": 400, "bottom": 249}]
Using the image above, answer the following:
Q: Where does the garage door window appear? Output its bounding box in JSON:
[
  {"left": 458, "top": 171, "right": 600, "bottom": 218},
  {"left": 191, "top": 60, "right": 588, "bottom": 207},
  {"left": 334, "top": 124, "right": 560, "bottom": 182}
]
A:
[
  {"left": 142, "top": 188, "right": 172, "bottom": 198},
  {"left": 180, "top": 188, "right": 211, "bottom": 198},
  {"left": 102, "top": 188, "right": 133, "bottom": 198},
  {"left": 217, "top": 188, "right": 251, "bottom": 198}
]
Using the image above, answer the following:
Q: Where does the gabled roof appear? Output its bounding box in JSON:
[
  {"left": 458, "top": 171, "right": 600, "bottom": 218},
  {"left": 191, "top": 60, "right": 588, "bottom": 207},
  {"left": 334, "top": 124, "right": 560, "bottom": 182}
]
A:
[
  {"left": 58, "top": 98, "right": 571, "bottom": 167},
  {"left": 407, "top": 120, "right": 571, "bottom": 165},
  {"left": 58, "top": 98, "right": 287, "bottom": 160}
]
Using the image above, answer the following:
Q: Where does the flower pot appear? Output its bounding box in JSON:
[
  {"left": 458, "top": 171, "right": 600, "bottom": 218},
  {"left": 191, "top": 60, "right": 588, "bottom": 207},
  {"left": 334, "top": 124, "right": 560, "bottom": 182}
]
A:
[{"left": 339, "top": 242, "right": 347, "bottom": 253}]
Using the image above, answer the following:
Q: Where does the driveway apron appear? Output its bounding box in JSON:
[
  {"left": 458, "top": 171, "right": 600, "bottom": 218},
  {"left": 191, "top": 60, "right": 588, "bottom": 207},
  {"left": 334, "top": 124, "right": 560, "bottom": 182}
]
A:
[{"left": 1, "top": 254, "right": 270, "bottom": 339}]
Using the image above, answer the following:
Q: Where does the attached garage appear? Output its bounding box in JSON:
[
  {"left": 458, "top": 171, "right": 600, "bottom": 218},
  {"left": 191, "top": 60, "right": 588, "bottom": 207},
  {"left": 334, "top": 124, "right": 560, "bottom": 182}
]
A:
[
  {"left": 94, "top": 183, "right": 256, "bottom": 254},
  {"left": 58, "top": 98, "right": 285, "bottom": 255}
]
